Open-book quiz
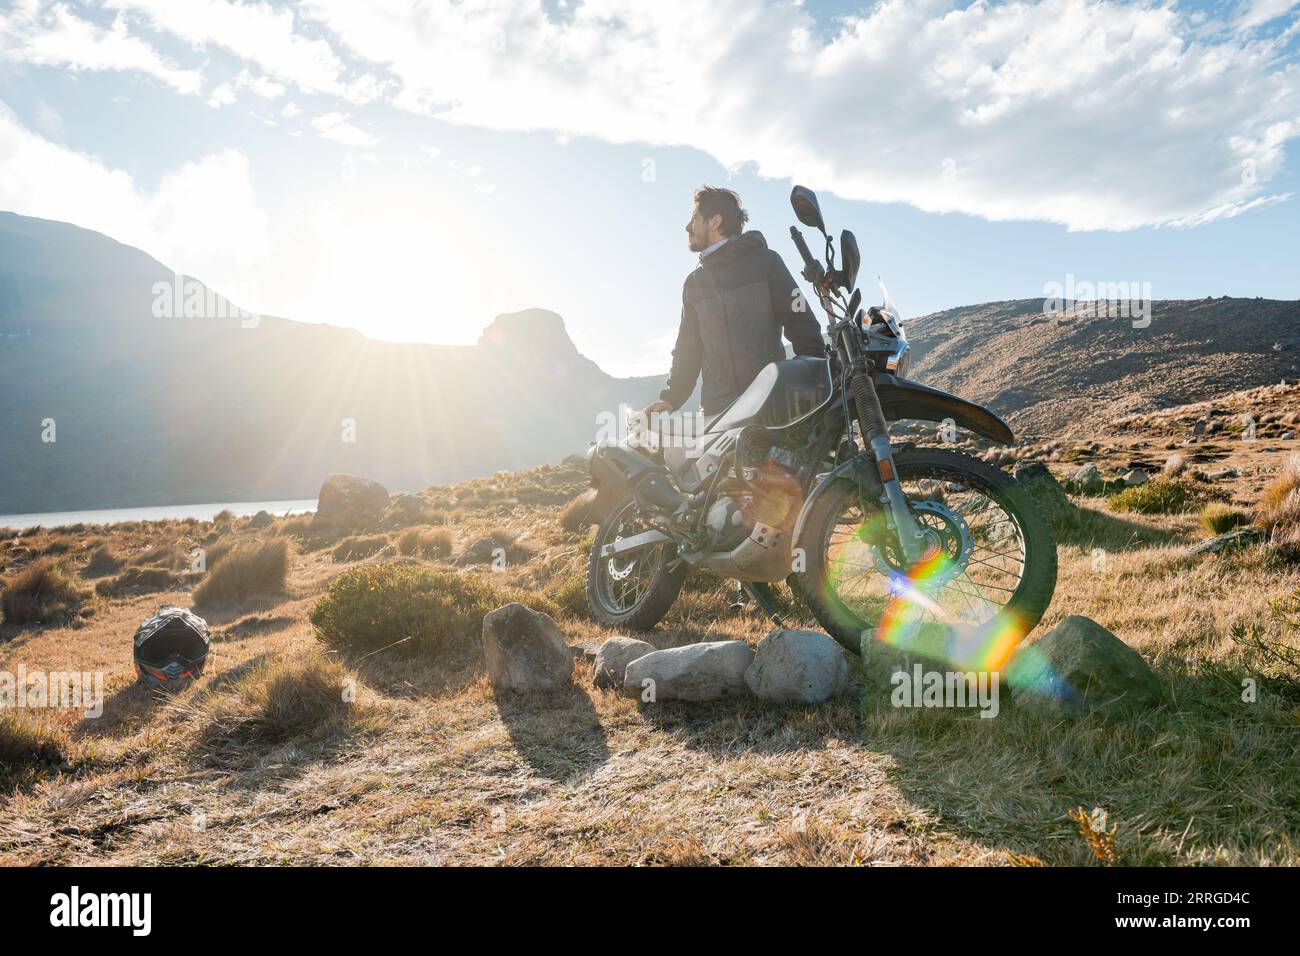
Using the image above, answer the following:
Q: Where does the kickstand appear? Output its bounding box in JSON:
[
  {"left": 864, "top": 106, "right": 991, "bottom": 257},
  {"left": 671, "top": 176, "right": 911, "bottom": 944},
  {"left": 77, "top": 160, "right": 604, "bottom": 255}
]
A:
[{"left": 741, "top": 581, "right": 787, "bottom": 629}]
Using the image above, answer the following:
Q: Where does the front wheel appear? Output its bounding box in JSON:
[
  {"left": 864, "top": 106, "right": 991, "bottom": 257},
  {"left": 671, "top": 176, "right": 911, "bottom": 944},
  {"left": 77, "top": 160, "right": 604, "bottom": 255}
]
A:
[
  {"left": 586, "top": 494, "right": 686, "bottom": 630},
  {"left": 795, "top": 447, "right": 1057, "bottom": 664}
]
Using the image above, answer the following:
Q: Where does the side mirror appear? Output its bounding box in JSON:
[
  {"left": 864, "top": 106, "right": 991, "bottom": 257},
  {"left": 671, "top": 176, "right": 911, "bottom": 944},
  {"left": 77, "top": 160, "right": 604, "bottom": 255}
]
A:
[
  {"left": 840, "top": 229, "right": 860, "bottom": 291},
  {"left": 790, "top": 185, "right": 826, "bottom": 234}
]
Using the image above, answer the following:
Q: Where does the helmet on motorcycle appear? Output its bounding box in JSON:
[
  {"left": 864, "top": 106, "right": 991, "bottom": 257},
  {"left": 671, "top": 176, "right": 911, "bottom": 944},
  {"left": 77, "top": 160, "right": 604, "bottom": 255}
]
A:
[{"left": 134, "top": 606, "right": 210, "bottom": 689}]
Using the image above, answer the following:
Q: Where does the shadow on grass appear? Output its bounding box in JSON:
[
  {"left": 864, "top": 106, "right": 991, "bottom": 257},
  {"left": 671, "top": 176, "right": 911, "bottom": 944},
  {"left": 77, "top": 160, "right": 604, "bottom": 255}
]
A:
[
  {"left": 860, "top": 663, "right": 1300, "bottom": 866},
  {"left": 1052, "top": 501, "right": 1189, "bottom": 551},
  {"left": 492, "top": 683, "right": 610, "bottom": 782}
]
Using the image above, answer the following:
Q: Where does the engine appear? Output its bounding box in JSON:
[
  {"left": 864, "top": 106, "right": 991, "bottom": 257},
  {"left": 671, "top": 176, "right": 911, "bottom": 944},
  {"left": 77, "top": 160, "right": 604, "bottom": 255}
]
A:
[{"left": 703, "top": 436, "right": 804, "bottom": 553}]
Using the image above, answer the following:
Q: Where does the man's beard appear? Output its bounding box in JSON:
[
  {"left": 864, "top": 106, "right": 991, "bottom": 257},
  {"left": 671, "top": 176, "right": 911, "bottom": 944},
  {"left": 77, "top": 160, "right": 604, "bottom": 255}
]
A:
[{"left": 687, "top": 229, "right": 709, "bottom": 252}]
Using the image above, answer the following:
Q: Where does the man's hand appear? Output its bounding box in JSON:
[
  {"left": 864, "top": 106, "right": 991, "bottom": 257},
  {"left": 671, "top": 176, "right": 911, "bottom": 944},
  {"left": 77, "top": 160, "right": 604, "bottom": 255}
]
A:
[{"left": 641, "top": 399, "right": 674, "bottom": 417}]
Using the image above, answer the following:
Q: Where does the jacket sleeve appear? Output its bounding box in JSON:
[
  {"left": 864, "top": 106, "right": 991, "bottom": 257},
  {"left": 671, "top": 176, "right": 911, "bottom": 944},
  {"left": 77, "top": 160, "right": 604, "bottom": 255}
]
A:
[
  {"left": 768, "top": 253, "right": 824, "bottom": 358},
  {"left": 659, "top": 289, "right": 702, "bottom": 410}
]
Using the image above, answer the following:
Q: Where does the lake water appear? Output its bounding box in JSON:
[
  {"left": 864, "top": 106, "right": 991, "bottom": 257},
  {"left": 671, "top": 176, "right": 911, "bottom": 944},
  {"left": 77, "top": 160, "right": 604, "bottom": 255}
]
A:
[{"left": 0, "top": 499, "right": 318, "bottom": 531}]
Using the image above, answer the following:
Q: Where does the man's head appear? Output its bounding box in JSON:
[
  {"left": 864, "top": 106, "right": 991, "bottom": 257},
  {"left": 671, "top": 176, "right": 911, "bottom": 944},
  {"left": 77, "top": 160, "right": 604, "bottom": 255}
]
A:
[{"left": 686, "top": 186, "right": 748, "bottom": 252}]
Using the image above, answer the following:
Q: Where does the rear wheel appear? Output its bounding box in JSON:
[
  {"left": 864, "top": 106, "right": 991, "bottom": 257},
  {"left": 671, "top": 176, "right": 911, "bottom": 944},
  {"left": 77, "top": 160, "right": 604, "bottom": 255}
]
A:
[
  {"left": 796, "top": 447, "right": 1057, "bottom": 663},
  {"left": 586, "top": 495, "right": 686, "bottom": 630}
]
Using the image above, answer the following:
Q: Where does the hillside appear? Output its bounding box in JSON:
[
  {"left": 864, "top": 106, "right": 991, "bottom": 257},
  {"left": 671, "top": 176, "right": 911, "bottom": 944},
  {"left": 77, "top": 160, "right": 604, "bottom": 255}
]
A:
[
  {"left": 0, "top": 213, "right": 665, "bottom": 514},
  {"left": 904, "top": 297, "right": 1300, "bottom": 436}
]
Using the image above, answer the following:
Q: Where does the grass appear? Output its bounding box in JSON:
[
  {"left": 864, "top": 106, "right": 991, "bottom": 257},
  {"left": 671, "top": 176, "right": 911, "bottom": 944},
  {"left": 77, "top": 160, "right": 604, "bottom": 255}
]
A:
[
  {"left": 1, "top": 455, "right": 1297, "bottom": 866},
  {"left": 192, "top": 537, "right": 291, "bottom": 607},
  {"left": 0, "top": 559, "right": 90, "bottom": 627},
  {"left": 82, "top": 543, "right": 124, "bottom": 577}
]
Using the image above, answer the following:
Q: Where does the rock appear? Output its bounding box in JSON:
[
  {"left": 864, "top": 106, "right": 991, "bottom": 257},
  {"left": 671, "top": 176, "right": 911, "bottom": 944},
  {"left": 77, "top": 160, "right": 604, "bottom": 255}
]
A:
[
  {"left": 1205, "top": 468, "right": 1238, "bottom": 480},
  {"left": 1122, "top": 468, "right": 1149, "bottom": 486},
  {"left": 1005, "top": 616, "right": 1162, "bottom": 717},
  {"left": 312, "top": 474, "right": 389, "bottom": 534},
  {"left": 1013, "top": 461, "right": 1077, "bottom": 536},
  {"left": 457, "top": 535, "right": 510, "bottom": 566},
  {"left": 388, "top": 493, "right": 429, "bottom": 523},
  {"left": 592, "top": 637, "right": 657, "bottom": 690},
  {"left": 248, "top": 510, "right": 274, "bottom": 529},
  {"left": 1069, "top": 462, "right": 1103, "bottom": 494},
  {"left": 622, "top": 640, "right": 754, "bottom": 702},
  {"left": 481, "top": 603, "right": 574, "bottom": 692},
  {"left": 744, "top": 629, "right": 848, "bottom": 703},
  {"left": 1273, "top": 338, "right": 1300, "bottom": 352},
  {"left": 1192, "top": 418, "right": 1207, "bottom": 436},
  {"left": 1187, "top": 527, "right": 1264, "bottom": 556},
  {"left": 1283, "top": 432, "right": 1296, "bottom": 441}
]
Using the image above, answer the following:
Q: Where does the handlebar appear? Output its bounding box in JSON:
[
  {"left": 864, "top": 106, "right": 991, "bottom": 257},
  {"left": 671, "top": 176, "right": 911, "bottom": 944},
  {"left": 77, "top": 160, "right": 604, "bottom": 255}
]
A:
[{"left": 789, "top": 226, "right": 824, "bottom": 285}]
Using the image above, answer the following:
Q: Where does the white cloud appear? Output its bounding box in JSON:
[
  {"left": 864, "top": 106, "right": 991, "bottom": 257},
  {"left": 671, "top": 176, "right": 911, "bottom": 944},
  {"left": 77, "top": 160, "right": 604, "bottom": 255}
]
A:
[
  {"left": 300, "top": 0, "right": 1300, "bottom": 231},
  {"left": 105, "top": 0, "right": 382, "bottom": 103},
  {"left": 281, "top": 100, "right": 301, "bottom": 117},
  {"left": 207, "top": 82, "right": 235, "bottom": 108},
  {"left": 0, "top": 101, "right": 270, "bottom": 279},
  {"left": 1237, "top": 0, "right": 1300, "bottom": 30},
  {"left": 311, "top": 111, "right": 378, "bottom": 147},
  {"left": 0, "top": 1, "right": 202, "bottom": 95}
]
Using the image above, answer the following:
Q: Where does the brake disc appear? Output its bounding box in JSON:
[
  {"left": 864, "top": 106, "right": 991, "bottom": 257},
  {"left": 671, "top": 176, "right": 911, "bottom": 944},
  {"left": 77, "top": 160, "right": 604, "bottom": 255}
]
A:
[{"left": 871, "top": 499, "right": 974, "bottom": 587}]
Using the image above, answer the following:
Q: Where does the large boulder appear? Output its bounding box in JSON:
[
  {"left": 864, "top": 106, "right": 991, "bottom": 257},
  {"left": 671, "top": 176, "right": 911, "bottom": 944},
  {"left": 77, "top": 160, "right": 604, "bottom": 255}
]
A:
[
  {"left": 312, "top": 474, "right": 389, "bottom": 534},
  {"left": 387, "top": 493, "right": 430, "bottom": 525},
  {"left": 859, "top": 623, "right": 960, "bottom": 704},
  {"left": 1068, "top": 462, "right": 1103, "bottom": 494},
  {"left": 481, "top": 603, "right": 574, "bottom": 692},
  {"left": 1013, "top": 461, "right": 1077, "bottom": 536},
  {"left": 744, "top": 629, "right": 848, "bottom": 703},
  {"left": 622, "top": 640, "right": 754, "bottom": 702},
  {"left": 592, "top": 636, "right": 657, "bottom": 690},
  {"left": 1005, "top": 615, "right": 1163, "bottom": 717},
  {"left": 248, "top": 509, "right": 274, "bottom": 529}
]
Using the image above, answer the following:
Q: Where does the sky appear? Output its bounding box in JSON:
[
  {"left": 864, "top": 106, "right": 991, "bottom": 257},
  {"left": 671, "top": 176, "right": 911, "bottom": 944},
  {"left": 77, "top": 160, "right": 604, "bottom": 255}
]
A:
[{"left": 0, "top": 0, "right": 1297, "bottom": 377}]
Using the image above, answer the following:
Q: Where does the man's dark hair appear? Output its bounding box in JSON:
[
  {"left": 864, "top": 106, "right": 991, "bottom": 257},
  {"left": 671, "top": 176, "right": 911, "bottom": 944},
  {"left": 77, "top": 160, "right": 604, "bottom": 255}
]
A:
[{"left": 693, "top": 186, "right": 748, "bottom": 237}]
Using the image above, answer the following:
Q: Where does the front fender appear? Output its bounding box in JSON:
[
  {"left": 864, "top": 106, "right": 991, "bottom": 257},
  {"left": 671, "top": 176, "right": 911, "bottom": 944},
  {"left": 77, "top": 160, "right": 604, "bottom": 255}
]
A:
[
  {"left": 792, "top": 452, "right": 883, "bottom": 549},
  {"left": 873, "top": 372, "right": 1014, "bottom": 445}
]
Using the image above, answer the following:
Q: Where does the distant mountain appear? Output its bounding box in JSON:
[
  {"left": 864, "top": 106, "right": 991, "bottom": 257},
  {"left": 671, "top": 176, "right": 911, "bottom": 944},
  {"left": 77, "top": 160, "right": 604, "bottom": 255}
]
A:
[
  {"left": 0, "top": 212, "right": 667, "bottom": 513},
  {"left": 903, "top": 296, "right": 1300, "bottom": 437}
]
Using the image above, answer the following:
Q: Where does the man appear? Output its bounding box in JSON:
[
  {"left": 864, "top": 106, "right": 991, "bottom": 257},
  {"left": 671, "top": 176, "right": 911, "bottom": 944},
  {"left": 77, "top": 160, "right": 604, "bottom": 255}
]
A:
[{"left": 642, "top": 186, "right": 825, "bottom": 420}]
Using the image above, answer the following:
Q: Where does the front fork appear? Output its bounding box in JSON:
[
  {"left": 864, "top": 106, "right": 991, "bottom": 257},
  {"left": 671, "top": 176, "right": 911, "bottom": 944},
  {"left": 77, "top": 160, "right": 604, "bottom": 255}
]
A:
[{"left": 850, "top": 369, "right": 928, "bottom": 564}]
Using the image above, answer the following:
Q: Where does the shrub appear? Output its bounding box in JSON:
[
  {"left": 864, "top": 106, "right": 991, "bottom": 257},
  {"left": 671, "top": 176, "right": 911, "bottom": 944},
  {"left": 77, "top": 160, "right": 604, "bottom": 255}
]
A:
[
  {"left": 0, "top": 559, "right": 89, "bottom": 627},
  {"left": 1162, "top": 454, "right": 1187, "bottom": 477},
  {"left": 277, "top": 516, "right": 312, "bottom": 538},
  {"left": 332, "top": 535, "right": 389, "bottom": 562},
  {"left": 192, "top": 538, "right": 290, "bottom": 607},
  {"left": 131, "top": 544, "right": 180, "bottom": 568},
  {"left": 1199, "top": 502, "right": 1251, "bottom": 535},
  {"left": 396, "top": 528, "right": 453, "bottom": 560},
  {"left": 310, "top": 563, "right": 502, "bottom": 658},
  {"left": 0, "top": 713, "right": 66, "bottom": 772}
]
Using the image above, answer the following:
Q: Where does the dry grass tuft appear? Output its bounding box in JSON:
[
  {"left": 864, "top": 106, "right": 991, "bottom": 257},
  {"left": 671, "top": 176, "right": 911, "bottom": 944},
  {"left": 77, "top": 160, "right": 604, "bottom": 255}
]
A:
[
  {"left": 558, "top": 489, "right": 599, "bottom": 532},
  {"left": 1199, "top": 502, "right": 1250, "bottom": 535},
  {"left": 332, "top": 534, "right": 389, "bottom": 562},
  {"left": 1255, "top": 454, "right": 1300, "bottom": 560},
  {"left": 396, "top": 527, "right": 452, "bottom": 560},
  {"left": 192, "top": 537, "right": 290, "bottom": 607},
  {"left": 0, "top": 712, "right": 67, "bottom": 773},
  {"left": 82, "top": 543, "right": 124, "bottom": 577},
  {"left": 0, "top": 559, "right": 90, "bottom": 627}
]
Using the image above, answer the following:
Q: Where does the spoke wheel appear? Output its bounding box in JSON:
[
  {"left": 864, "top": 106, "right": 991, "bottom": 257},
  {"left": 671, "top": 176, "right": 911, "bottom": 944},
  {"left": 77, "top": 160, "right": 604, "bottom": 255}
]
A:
[{"left": 586, "top": 495, "right": 686, "bottom": 630}]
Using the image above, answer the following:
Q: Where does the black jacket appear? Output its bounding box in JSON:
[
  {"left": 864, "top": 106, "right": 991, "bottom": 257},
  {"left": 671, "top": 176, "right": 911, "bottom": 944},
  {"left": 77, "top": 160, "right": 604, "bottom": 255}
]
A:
[{"left": 660, "top": 230, "right": 824, "bottom": 415}]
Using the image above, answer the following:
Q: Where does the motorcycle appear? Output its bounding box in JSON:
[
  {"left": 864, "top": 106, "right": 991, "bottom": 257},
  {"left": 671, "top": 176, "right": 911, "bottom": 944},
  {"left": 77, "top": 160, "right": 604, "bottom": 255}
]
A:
[{"left": 585, "top": 185, "right": 1057, "bottom": 662}]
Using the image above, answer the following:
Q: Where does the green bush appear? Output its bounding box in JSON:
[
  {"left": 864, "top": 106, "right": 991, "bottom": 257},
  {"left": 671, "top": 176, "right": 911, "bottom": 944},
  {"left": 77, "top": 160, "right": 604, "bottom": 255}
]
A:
[
  {"left": 310, "top": 563, "right": 502, "bottom": 658},
  {"left": 1108, "top": 479, "right": 1192, "bottom": 514}
]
